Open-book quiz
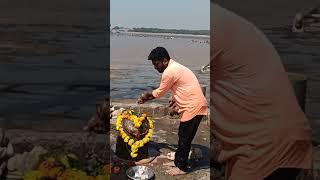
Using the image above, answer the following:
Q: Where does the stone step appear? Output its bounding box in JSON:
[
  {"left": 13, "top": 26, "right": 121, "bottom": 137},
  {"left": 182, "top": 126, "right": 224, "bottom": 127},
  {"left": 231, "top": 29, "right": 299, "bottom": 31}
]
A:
[
  {"left": 111, "top": 102, "right": 210, "bottom": 125},
  {"left": 111, "top": 102, "right": 169, "bottom": 118}
]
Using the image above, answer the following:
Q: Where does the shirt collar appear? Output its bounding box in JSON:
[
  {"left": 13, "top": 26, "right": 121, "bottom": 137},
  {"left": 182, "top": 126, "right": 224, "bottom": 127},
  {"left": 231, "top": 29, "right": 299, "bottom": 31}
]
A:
[{"left": 168, "top": 59, "right": 174, "bottom": 66}]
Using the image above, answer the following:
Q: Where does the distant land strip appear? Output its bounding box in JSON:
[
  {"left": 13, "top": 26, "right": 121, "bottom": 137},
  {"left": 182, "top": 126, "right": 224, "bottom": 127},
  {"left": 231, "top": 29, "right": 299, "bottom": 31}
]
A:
[
  {"left": 111, "top": 26, "right": 209, "bottom": 35},
  {"left": 129, "top": 27, "right": 209, "bottom": 35}
]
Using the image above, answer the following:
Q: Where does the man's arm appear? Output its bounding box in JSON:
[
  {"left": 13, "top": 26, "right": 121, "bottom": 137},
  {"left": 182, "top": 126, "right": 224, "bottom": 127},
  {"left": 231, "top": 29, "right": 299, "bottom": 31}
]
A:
[{"left": 137, "top": 72, "right": 174, "bottom": 104}]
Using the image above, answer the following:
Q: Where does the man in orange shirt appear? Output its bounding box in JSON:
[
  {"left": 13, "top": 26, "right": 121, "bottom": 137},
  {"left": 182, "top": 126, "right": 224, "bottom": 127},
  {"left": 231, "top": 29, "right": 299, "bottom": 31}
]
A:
[{"left": 137, "top": 47, "right": 208, "bottom": 176}]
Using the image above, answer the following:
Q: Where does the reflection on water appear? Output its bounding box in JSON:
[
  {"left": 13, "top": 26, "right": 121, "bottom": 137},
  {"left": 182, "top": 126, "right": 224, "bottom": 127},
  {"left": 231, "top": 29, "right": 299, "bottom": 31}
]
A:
[
  {"left": 111, "top": 64, "right": 210, "bottom": 100},
  {"left": 110, "top": 27, "right": 320, "bottom": 101},
  {"left": 0, "top": 23, "right": 107, "bottom": 125},
  {"left": 110, "top": 34, "right": 210, "bottom": 100}
]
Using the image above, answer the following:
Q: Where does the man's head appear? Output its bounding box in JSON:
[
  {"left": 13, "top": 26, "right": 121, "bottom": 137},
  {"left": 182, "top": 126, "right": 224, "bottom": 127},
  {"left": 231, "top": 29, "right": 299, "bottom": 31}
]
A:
[{"left": 148, "top": 47, "right": 171, "bottom": 73}]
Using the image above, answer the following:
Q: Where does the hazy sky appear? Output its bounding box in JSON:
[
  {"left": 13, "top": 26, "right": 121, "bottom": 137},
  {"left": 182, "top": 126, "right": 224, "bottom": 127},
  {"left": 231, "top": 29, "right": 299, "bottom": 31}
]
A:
[{"left": 110, "top": 0, "right": 209, "bottom": 30}]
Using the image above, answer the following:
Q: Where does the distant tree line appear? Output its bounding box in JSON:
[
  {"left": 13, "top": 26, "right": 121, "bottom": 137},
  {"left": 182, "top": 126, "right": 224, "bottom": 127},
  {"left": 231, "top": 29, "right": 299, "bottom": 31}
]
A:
[{"left": 128, "top": 27, "right": 209, "bottom": 35}]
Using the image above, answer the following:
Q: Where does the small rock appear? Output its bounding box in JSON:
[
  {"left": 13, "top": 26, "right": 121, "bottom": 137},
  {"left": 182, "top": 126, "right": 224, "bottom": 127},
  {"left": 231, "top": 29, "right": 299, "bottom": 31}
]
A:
[
  {"left": 111, "top": 107, "right": 125, "bottom": 117},
  {"left": 159, "top": 148, "right": 175, "bottom": 155},
  {"left": 111, "top": 144, "right": 116, "bottom": 153},
  {"left": 158, "top": 130, "right": 167, "bottom": 134},
  {"left": 110, "top": 118, "right": 117, "bottom": 125}
]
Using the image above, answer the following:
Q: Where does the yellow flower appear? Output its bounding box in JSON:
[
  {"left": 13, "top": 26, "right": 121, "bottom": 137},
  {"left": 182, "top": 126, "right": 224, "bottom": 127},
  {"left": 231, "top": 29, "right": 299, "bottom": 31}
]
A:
[
  {"left": 124, "top": 137, "right": 129, "bottom": 142},
  {"left": 120, "top": 129, "right": 125, "bottom": 136},
  {"left": 131, "top": 148, "right": 138, "bottom": 153},
  {"left": 142, "top": 138, "right": 148, "bottom": 144},
  {"left": 131, "top": 144, "right": 135, "bottom": 148},
  {"left": 24, "top": 170, "right": 43, "bottom": 180},
  {"left": 128, "top": 139, "right": 134, "bottom": 146},
  {"left": 131, "top": 144, "right": 138, "bottom": 151},
  {"left": 130, "top": 152, "right": 137, "bottom": 158},
  {"left": 147, "top": 132, "right": 153, "bottom": 137},
  {"left": 139, "top": 141, "right": 144, "bottom": 147},
  {"left": 148, "top": 129, "right": 153, "bottom": 134},
  {"left": 131, "top": 144, "right": 137, "bottom": 150},
  {"left": 145, "top": 137, "right": 150, "bottom": 142}
]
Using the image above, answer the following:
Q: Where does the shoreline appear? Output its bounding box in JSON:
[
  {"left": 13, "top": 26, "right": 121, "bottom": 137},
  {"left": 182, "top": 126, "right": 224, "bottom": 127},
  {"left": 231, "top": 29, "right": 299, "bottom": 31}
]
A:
[{"left": 111, "top": 31, "right": 210, "bottom": 40}]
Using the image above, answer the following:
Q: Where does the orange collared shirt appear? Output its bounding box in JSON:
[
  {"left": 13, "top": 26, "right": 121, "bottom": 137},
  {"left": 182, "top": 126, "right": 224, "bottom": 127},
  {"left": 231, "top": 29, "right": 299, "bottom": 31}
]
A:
[{"left": 152, "top": 59, "right": 208, "bottom": 121}]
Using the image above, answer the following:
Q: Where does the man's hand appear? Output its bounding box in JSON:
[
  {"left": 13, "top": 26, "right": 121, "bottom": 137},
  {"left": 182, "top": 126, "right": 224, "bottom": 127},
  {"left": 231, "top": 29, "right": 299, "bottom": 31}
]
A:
[
  {"left": 137, "top": 96, "right": 147, "bottom": 104},
  {"left": 137, "top": 92, "right": 154, "bottom": 104},
  {"left": 168, "top": 97, "right": 179, "bottom": 116}
]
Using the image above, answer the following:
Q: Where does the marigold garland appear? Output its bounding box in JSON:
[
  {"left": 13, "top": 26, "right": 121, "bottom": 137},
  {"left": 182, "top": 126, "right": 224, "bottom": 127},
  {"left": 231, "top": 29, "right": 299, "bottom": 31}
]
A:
[
  {"left": 116, "top": 110, "right": 154, "bottom": 158},
  {"left": 23, "top": 154, "right": 110, "bottom": 180}
]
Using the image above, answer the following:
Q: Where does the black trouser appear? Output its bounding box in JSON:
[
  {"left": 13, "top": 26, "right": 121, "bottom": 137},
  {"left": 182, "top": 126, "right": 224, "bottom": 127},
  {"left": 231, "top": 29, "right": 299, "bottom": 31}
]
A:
[
  {"left": 174, "top": 115, "right": 203, "bottom": 172},
  {"left": 264, "top": 168, "right": 301, "bottom": 180}
]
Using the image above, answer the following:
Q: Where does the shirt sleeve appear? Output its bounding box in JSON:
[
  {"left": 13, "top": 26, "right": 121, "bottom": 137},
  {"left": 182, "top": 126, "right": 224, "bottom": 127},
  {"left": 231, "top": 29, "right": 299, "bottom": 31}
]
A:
[{"left": 152, "top": 72, "right": 175, "bottom": 98}]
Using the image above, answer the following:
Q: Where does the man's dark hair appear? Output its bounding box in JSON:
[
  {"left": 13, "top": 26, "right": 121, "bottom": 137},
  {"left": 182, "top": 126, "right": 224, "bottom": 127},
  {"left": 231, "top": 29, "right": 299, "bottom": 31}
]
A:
[{"left": 148, "top": 47, "right": 170, "bottom": 61}]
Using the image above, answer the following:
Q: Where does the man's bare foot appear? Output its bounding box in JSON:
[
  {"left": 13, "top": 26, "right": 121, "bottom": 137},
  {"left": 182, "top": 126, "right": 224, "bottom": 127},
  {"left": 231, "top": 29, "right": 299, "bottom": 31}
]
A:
[
  {"left": 163, "top": 161, "right": 175, "bottom": 167},
  {"left": 165, "top": 167, "right": 187, "bottom": 176},
  {"left": 166, "top": 152, "right": 175, "bottom": 161}
]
